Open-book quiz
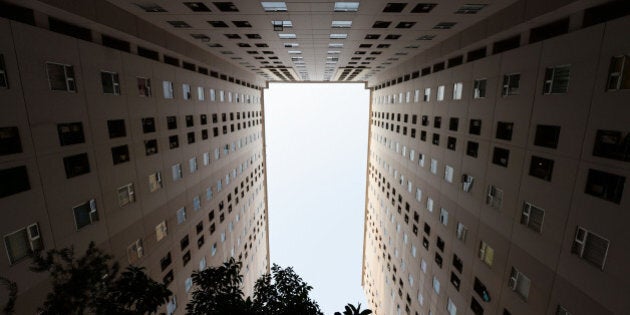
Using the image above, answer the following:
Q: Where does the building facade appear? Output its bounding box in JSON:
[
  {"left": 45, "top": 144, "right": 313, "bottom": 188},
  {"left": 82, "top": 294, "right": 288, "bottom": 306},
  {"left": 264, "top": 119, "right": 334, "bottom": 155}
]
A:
[
  {"left": 362, "top": 1, "right": 630, "bottom": 315},
  {"left": 0, "top": 0, "right": 628, "bottom": 314}
]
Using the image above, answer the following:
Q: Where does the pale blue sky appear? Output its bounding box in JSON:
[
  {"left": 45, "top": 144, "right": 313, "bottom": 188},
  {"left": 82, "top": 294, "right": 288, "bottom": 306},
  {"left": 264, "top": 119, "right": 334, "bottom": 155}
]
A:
[{"left": 264, "top": 83, "right": 370, "bottom": 314}]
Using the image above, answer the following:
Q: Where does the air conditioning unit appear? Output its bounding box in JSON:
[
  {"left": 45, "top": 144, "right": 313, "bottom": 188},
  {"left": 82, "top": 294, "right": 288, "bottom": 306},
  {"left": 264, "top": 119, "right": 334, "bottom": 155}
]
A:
[
  {"left": 89, "top": 199, "right": 98, "bottom": 222},
  {"left": 27, "top": 223, "right": 43, "bottom": 251}
]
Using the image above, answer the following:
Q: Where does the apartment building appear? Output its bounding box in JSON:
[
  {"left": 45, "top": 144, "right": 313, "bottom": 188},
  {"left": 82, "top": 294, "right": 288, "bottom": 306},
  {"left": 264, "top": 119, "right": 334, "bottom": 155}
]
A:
[
  {"left": 0, "top": 0, "right": 628, "bottom": 314},
  {"left": 363, "top": 1, "right": 630, "bottom": 315}
]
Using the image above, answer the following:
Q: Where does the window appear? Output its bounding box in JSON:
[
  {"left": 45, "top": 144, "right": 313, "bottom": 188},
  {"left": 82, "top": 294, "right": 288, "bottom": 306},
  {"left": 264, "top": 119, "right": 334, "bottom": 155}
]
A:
[
  {"left": 474, "top": 79, "right": 486, "bottom": 98},
  {"left": 556, "top": 305, "right": 571, "bottom": 315},
  {"left": 447, "top": 298, "right": 457, "bottom": 315},
  {"left": 0, "top": 54, "right": 7, "bottom": 88},
  {"left": 473, "top": 277, "right": 491, "bottom": 303},
  {"left": 176, "top": 207, "right": 187, "bottom": 224},
  {"left": 57, "top": 122, "right": 85, "bottom": 146},
  {"left": 606, "top": 55, "right": 630, "bottom": 90},
  {"left": 197, "top": 86, "right": 205, "bottom": 100},
  {"left": 478, "top": 241, "right": 494, "bottom": 267},
  {"left": 543, "top": 65, "right": 570, "bottom": 94},
  {"left": 529, "top": 156, "right": 554, "bottom": 181},
  {"left": 432, "top": 277, "right": 440, "bottom": 294},
  {"left": 521, "top": 202, "right": 544, "bottom": 233},
  {"left": 427, "top": 197, "right": 434, "bottom": 212},
  {"left": 430, "top": 158, "right": 438, "bottom": 174},
  {"left": 148, "top": 171, "right": 162, "bottom": 192},
  {"left": 423, "top": 88, "right": 431, "bottom": 102},
  {"left": 437, "top": 85, "right": 445, "bottom": 101},
  {"left": 63, "top": 153, "right": 90, "bottom": 178},
  {"left": 111, "top": 145, "right": 130, "bottom": 165},
  {"left": 101, "top": 71, "right": 120, "bottom": 94},
  {"left": 449, "top": 118, "right": 459, "bottom": 131},
  {"left": 452, "top": 254, "right": 463, "bottom": 273},
  {"left": 171, "top": 164, "right": 183, "bottom": 181},
  {"left": 535, "top": 125, "right": 561, "bottom": 149},
  {"left": 439, "top": 208, "right": 448, "bottom": 226},
  {"left": 492, "top": 147, "right": 509, "bottom": 167},
  {"left": 0, "top": 127, "right": 22, "bottom": 156},
  {"left": 156, "top": 220, "right": 167, "bottom": 241},
  {"left": 210, "top": 89, "right": 216, "bottom": 101},
  {"left": 117, "top": 183, "right": 135, "bottom": 207},
  {"left": 73, "top": 199, "right": 98, "bottom": 230},
  {"left": 447, "top": 137, "right": 456, "bottom": 150},
  {"left": 193, "top": 195, "right": 201, "bottom": 211},
  {"left": 584, "top": 169, "right": 625, "bottom": 204},
  {"left": 189, "top": 157, "right": 197, "bottom": 173},
  {"left": 466, "top": 141, "right": 479, "bottom": 158},
  {"left": 486, "top": 185, "right": 503, "bottom": 209},
  {"left": 107, "top": 119, "right": 126, "bottom": 138},
  {"left": 502, "top": 74, "right": 520, "bottom": 96},
  {"left": 469, "top": 119, "right": 481, "bottom": 135},
  {"left": 142, "top": 118, "right": 155, "bottom": 133},
  {"left": 453, "top": 82, "right": 463, "bottom": 100},
  {"left": 456, "top": 223, "right": 467, "bottom": 242},
  {"left": 144, "top": 139, "right": 158, "bottom": 156},
  {"left": 444, "top": 165, "right": 454, "bottom": 183},
  {"left": 334, "top": 2, "right": 359, "bottom": 12},
  {"left": 262, "top": 1, "right": 287, "bottom": 12},
  {"left": 169, "top": 135, "right": 179, "bottom": 149},
  {"left": 163, "top": 81, "right": 174, "bottom": 99},
  {"left": 450, "top": 272, "right": 461, "bottom": 291},
  {"left": 495, "top": 122, "right": 513, "bottom": 140},
  {"left": 508, "top": 267, "right": 531, "bottom": 300},
  {"left": 46, "top": 62, "right": 76, "bottom": 92},
  {"left": 592, "top": 129, "right": 630, "bottom": 161},
  {"left": 3, "top": 223, "right": 43, "bottom": 264},
  {"left": 462, "top": 174, "right": 474, "bottom": 192},
  {"left": 137, "top": 77, "right": 151, "bottom": 96},
  {"left": 127, "top": 239, "right": 143, "bottom": 264},
  {"left": 182, "top": 84, "right": 191, "bottom": 100}
]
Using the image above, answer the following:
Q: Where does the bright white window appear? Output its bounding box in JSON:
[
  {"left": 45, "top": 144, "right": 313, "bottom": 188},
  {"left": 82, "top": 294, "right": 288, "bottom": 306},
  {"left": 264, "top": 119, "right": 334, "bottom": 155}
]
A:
[
  {"left": 203, "top": 152, "right": 210, "bottom": 166},
  {"left": 228, "top": 91, "right": 233, "bottom": 102},
  {"left": 419, "top": 154, "right": 425, "bottom": 167},
  {"left": 278, "top": 33, "right": 297, "bottom": 39},
  {"left": 414, "top": 89, "right": 420, "bottom": 102},
  {"left": 166, "top": 296, "right": 177, "bottom": 315},
  {"left": 197, "top": 86, "right": 205, "bottom": 100},
  {"left": 421, "top": 259, "right": 427, "bottom": 273},
  {"left": 410, "top": 149, "right": 415, "bottom": 161},
  {"left": 193, "top": 195, "right": 201, "bottom": 211},
  {"left": 73, "top": 199, "right": 98, "bottom": 230},
  {"left": 176, "top": 207, "right": 187, "bottom": 224},
  {"left": 427, "top": 197, "right": 434, "bottom": 212},
  {"left": 162, "top": 81, "right": 174, "bottom": 99},
  {"left": 261, "top": 2, "right": 287, "bottom": 12},
  {"left": 433, "top": 277, "right": 441, "bottom": 294},
  {"left": 217, "top": 179, "right": 222, "bottom": 192},
  {"left": 444, "top": 165, "right": 454, "bottom": 183},
  {"left": 474, "top": 79, "right": 487, "bottom": 98},
  {"left": 209, "top": 89, "right": 216, "bottom": 101},
  {"left": 423, "top": 87, "right": 431, "bottom": 102},
  {"left": 156, "top": 221, "right": 167, "bottom": 241},
  {"left": 219, "top": 90, "right": 225, "bottom": 102},
  {"left": 437, "top": 85, "right": 445, "bottom": 101},
  {"left": 478, "top": 241, "right": 494, "bottom": 267},
  {"left": 211, "top": 243, "right": 217, "bottom": 256},
  {"left": 407, "top": 181, "right": 413, "bottom": 193},
  {"left": 189, "top": 157, "right": 197, "bottom": 173},
  {"left": 508, "top": 267, "right": 531, "bottom": 300},
  {"left": 117, "top": 183, "right": 135, "bottom": 207},
  {"left": 439, "top": 208, "right": 449, "bottom": 226},
  {"left": 185, "top": 277, "right": 193, "bottom": 292},
  {"left": 453, "top": 82, "right": 463, "bottom": 100},
  {"left": 411, "top": 245, "right": 417, "bottom": 257},
  {"left": 206, "top": 187, "right": 213, "bottom": 200},
  {"left": 182, "top": 84, "right": 191, "bottom": 100},
  {"left": 334, "top": 2, "right": 359, "bottom": 12},
  {"left": 332, "top": 20, "right": 352, "bottom": 28},
  {"left": 430, "top": 158, "right": 438, "bottom": 174},
  {"left": 409, "top": 274, "right": 414, "bottom": 286},
  {"left": 199, "top": 256, "right": 207, "bottom": 271},
  {"left": 416, "top": 188, "right": 422, "bottom": 202},
  {"left": 399, "top": 92, "right": 404, "bottom": 103},
  {"left": 447, "top": 298, "right": 457, "bottom": 315},
  {"left": 172, "top": 163, "right": 182, "bottom": 181},
  {"left": 4, "top": 223, "right": 43, "bottom": 264}
]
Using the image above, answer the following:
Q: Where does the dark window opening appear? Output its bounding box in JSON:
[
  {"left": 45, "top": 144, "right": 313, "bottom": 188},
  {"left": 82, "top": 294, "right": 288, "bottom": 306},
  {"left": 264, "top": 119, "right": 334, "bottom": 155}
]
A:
[
  {"left": 142, "top": 118, "right": 156, "bottom": 133},
  {"left": 111, "top": 145, "right": 130, "bottom": 165},
  {"left": 0, "top": 127, "right": 22, "bottom": 156},
  {"left": 63, "top": 153, "right": 90, "bottom": 178},
  {"left": 107, "top": 119, "right": 126, "bottom": 139},
  {"left": 449, "top": 118, "right": 459, "bottom": 131},
  {"left": 492, "top": 147, "right": 510, "bottom": 167},
  {"left": 167, "top": 116, "right": 177, "bottom": 130},
  {"left": 447, "top": 137, "right": 457, "bottom": 151},
  {"left": 529, "top": 156, "right": 554, "bottom": 181},
  {"left": 593, "top": 129, "right": 630, "bottom": 161},
  {"left": 585, "top": 169, "right": 625, "bottom": 204},
  {"left": 467, "top": 47, "right": 486, "bottom": 62},
  {"left": 163, "top": 55, "right": 180, "bottom": 66},
  {"left": 450, "top": 272, "right": 460, "bottom": 290},
  {"left": 48, "top": 17, "right": 92, "bottom": 41},
  {"left": 493, "top": 35, "right": 520, "bottom": 54},
  {"left": 383, "top": 2, "right": 407, "bottom": 12},
  {"left": 57, "top": 122, "right": 85, "bottom": 146},
  {"left": 187, "top": 132, "right": 195, "bottom": 144},
  {"left": 182, "top": 62, "right": 196, "bottom": 71},
  {"left": 467, "top": 141, "right": 479, "bottom": 158},
  {"left": 102, "top": 35, "right": 131, "bottom": 52},
  {"left": 534, "top": 125, "right": 561, "bottom": 149},
  {"left": 145, "top": 139, "right": 158, "bottom": 156},
  {"left": 495, "top": 122, "right": 514, "bottom": 140},
  {"left": 448, "top": 55, "right": 463, "bottom": 68},
  {"left": 452, "top": 254, "right": 463, "bottom": 272},
  {"left": 0, "top": 165, "right": 30, "bottom": 198},
  {"left": 138, "top": 47, "right": 159, "bottom": 61},
  {"left": 186, "top": 115, "right": 194, "bottom": 127},
  {"left": 169, "top": 135, "right": 179, "bottom": 149},
  {"left": 529, "top": 18, "right": 569, "bottom": 44},
  {"left": 433, "top": 62, "right": 445, "bottom": 72},
  {"left": 583, "top": 0, "right": 630, "bottom": 27},
  {"left": 0, "top": 2, "right": 35, "bottom": 25}
]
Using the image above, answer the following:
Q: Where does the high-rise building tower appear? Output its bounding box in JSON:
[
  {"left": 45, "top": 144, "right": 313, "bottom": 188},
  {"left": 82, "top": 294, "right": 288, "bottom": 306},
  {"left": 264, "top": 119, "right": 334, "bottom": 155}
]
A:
[{"left": 0, "top": 0, "right": 628, "bottom": 314}]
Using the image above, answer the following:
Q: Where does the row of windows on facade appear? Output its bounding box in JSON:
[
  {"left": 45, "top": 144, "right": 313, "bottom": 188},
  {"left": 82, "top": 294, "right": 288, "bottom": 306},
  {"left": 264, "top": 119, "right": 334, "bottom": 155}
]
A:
[
  {"left": 0, "top": 57, "right": 260, "bottom": 104},
  {"left": 370, "top": 150, "right": 613, "bottom": 274},
  {"left": 376, "top": 134, "right": 626, "bottom": 214},
  {"left": 374, "top": 66, "right": 571, "bottom": 106},
  {"left": 2, "top": 157, "right": 265, "bottom": 266},
  {"left": 367, "top": 178, "right": 607, "bottom": 315}
]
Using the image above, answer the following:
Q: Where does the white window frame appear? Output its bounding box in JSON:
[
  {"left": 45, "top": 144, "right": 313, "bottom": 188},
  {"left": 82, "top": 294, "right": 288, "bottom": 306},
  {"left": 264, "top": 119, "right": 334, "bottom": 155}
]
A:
[
  {"left": 439, "top": 208, "right": 449, "bottom": 226},
  {"left": 606, "top": 55, "right": 630, "bottom": 90},
  {"left": 182, "top": 84, "right": 191, "bottom": 100},
  {"left": 73, "top": 199, "right": 99, "bottom": 230},
  {"left": 543, "top": 64, "right": 571, "bottom": 94},
  {"left": 189, "top": 157, "right": 197, "bottom": 173},
  {"left": 508, "top": 266, "right": 531, "bottom": 301},
  {"left": 3, "top": 223, "right": 43, "bottom": 264},
  {"left": 444, "top": 165, "right": 454, "bottom": 183},
  {"left": 473, "top": 78, "right": 486, "bottom": 98},
  {"left": 210, "top": 88, "right": 216, "bottom": 101},
  {"left": 172, "top": 163, "right": 182, "bottom": 181},
  {"left": 197, "top": 86, "right": 205, "bottom": 100},
  {"left": 117, "top": 183, "right": 135, "bottom": 207},
  {"left": 571, "top": 226, "right": 609, "bottom": 270},
  {"left": 127, "top": 238, "right": 144, "bottom": 264},
  {"left": 162, "top": 80, "right": 174, "bottom": 99},
  {"left": 456, "top": 222, "right": 467, "bottom": 242},
  {"left": 156, "top": 220, "right": 168, "bottom": 241},
  {"left": 101, "top": 71, "right": 120, "bottom": 95},
  {"left": 521, "top": 202, "right": 545, "bottom": 233},
  {"left": 424, "top": 87, "right": 431, "bottom": 102},
  {"left": 148, "top": 171, "right": 162, "bottom": 192},
  {"left": 462, "top": 174, "right": 474, "bottom": 192},
  {"left": 437, "top": 85, "right": 445, "bottom": 101},
  {"left": 46, "top": 62, "right": 76, "bottom": 92},
  {"left": 176, "top": 207, "right": 187, "bottom": 224},
  {"left": 430, "top": 158, "right": 438, "bottom": 174},
  {"left": 502, "top": 73, "right": 520, "bottom": 96},
  {"left": 486, "top": 185, "right": 503, "bottom": 210},
  {"left": 478, "top": 240, "right": 494, "bottom": 267}
]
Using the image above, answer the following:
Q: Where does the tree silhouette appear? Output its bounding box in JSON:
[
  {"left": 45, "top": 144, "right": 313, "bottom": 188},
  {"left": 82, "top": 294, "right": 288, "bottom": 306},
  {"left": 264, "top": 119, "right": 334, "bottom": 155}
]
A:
[
  {"left": 0, "top": 276, "right": 17, "bottom": 315},
  {"left": 334, "top": 303, "right": 372, "bottom": 315},
  {"left": 30, "top": 242, "right": 171, "bottom": 314}
]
